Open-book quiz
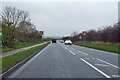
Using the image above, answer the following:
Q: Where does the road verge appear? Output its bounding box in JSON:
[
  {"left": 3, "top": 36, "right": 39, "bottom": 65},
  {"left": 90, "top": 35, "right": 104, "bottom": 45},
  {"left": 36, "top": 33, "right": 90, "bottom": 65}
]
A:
[
  {"left": 73, "top": 42, "right": 119, "bottom": 54},
  {"left": 1, "top": 42, "right": 50, "bottom": 78}
]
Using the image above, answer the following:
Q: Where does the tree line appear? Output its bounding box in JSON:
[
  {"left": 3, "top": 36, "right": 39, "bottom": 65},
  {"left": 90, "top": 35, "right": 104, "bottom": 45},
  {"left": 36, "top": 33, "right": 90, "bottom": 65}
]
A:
[
  {"left": 1, "top": 6, "right": 42, "bottom": 48},
  {"left": 64, "top": 22, "right": 120, "bottom": 43},
  {"left": 85, "top": 23, "right": 120, "bottom": 42}
]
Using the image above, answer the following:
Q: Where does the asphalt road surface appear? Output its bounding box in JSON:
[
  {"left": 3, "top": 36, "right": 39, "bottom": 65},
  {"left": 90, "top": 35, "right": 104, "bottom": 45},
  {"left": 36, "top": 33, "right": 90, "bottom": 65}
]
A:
[{"left": 8, "top": 42, "right": 120, "bottom": 78}]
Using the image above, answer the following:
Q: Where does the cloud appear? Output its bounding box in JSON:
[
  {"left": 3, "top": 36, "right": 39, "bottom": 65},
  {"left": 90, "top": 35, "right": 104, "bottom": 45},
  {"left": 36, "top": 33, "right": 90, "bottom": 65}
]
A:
[{"left": 2, "top": 2, "right": 118, "bottom": 37}]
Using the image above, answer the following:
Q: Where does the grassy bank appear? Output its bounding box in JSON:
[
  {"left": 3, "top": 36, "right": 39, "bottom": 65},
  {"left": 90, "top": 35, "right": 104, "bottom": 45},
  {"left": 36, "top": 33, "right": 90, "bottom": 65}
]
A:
[
  {"left": 2, "top": 42, "right": 50, "bottom": 72},
  {"left": 2, "top": 40, "right": 46, "bottom": 52},
  {"left": 73, "top": 41, "right": 119, "bottom": 54}
]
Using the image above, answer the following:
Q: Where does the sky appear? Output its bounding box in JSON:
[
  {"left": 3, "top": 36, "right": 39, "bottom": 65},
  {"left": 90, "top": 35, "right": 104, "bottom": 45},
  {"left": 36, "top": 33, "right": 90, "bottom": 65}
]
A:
[{"left": 1, "top": 0, "right": 119, "bottom": 37}]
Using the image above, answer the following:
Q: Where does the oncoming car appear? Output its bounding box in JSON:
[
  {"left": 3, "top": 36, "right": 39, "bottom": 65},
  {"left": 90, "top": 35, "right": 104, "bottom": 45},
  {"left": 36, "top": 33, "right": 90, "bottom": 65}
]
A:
[{"left": 65, "top": 40, "right": 72, "bottom": 45}]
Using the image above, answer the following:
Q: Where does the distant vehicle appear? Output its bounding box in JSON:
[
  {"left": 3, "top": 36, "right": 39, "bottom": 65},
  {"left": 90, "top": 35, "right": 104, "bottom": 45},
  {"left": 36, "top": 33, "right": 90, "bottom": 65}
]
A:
[
  {"left": 65, "top": 40, "right": 72, "bottom": 45},
  {"left": 52, "top": 39, "right": 57, "bottom": 43},
  {"left": 59, "top": 40, "right": 64, "bottom": 43}
]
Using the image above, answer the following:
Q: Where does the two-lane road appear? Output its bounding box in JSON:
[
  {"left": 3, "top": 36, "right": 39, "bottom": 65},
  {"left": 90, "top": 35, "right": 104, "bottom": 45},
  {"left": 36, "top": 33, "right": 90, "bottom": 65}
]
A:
[{"left": 8, "top": 42, "right": 119, "bottom": 78}]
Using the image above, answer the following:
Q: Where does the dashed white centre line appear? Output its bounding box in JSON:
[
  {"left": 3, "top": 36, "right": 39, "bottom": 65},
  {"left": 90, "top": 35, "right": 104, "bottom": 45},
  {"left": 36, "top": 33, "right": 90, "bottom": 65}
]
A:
[
  {"left": 69, "top": 50, "right": 76, "bottom": 55},
  {"left": 80, "top": 58, "right": 111, "bottom": 78}
]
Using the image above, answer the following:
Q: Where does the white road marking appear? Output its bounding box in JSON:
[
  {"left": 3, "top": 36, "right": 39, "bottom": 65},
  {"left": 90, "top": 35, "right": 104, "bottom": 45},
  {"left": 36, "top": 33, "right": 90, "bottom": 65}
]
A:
[
  {"left": 97, "top": 58, "right": 120, "bottom": 69},
  {"left": 80, "top": 58, "right": 111, "bottom": 78},
  {"left": 112, "top": 75, "right": 120, "bottom": 77},
  {"left": 69, "top": 50, "right": 76, "bottom": 55},
  {"left": 62, "top": 46, "right": 65, "bottom": 48},
  {"left": 84, "top": 58, "right": 90, "bottom": 59},
  {"left": 85, "top": 47, "right": 118, "bottom": 55},
  {"left": 64, "top": 47, "right": 67, "bottom": 50},
  {"left": 68, "top": 47, "right": 88, "bottom": 55},
  {"left": 1, "top": 42, "right": 50, "bottom": 77},
  {"left": 8, "top": 43, "right": 51, "bottom": 78},
  {"left": 65, "top": 46, "right": 69, "bottom": 49},
  {"left": 70, "top": 48, "right": 75, "bottom": 50},
  {"left": 95, "top": 64, "right": 109, "bottom": 67},
  {"left": 78, "top": 51, "right": 88, "bottom": 55}
]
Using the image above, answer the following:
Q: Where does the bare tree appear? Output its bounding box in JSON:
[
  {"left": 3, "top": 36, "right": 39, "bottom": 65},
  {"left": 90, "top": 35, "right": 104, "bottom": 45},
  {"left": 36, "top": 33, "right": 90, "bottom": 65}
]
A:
[
  {"left": 1, "top": 6, "right": 30, "bottom": 47},
  {"left": 2, "top": 6, "right": 29, "bottom": 28}
]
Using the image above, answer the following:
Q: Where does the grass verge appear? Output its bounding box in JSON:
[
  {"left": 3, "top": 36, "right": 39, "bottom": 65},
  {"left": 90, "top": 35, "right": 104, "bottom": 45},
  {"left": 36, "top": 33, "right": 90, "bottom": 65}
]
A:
[
  {"left": 1, "top": 42, "right": 50, "bottom": 72},
  {"left": 2, "top": 41, "right": 46, "bottom": 52},
  {"left": 73, "top": 42, "right": 119, "bottom": 54}
]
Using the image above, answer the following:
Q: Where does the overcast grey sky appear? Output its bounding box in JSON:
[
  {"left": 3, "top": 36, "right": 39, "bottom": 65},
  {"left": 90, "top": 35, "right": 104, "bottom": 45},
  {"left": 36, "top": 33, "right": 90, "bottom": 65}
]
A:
[{"left": 2, "top": 2, "right": 118, "bottom": 37}]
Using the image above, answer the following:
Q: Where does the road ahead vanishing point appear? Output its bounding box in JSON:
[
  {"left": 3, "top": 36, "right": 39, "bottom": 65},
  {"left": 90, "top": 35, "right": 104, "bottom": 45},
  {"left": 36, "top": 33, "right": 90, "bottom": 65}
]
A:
[{"left": 8, "top": 42, "right": 119, "bottom": 78}]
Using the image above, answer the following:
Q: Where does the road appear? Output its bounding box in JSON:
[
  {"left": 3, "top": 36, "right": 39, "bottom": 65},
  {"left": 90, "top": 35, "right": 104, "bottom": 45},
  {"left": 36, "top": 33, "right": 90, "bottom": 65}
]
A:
[{"left": 8, "top": 42, "right": 119, "bottom": 78}]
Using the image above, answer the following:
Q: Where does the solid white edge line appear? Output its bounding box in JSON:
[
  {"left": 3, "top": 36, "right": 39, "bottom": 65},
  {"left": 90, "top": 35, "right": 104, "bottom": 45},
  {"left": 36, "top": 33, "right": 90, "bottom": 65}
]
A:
[
  {"left": 80, "top": 58, "right": 111, "bottom": 78},
  {"left": 1, "top": 42, "right": 50, "bottom": 77},
  {"left": 97, "top": 58, "right": 120, "bottom": 69},
  {"left": 9, "top": 43, "right": 51, "bottom": 78},
  {"left": 69, "top": 50, "right": 76, "bottom": 55}
]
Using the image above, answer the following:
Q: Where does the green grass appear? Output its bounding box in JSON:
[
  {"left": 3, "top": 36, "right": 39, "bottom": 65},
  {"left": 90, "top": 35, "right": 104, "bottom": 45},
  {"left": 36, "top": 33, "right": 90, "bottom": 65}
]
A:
[
  {"left": 1, "top": 42, "right": 50, "bottom": 72},
  {"left": 2, "top": 48, "right": 14, "bottom": 53},
  {"left": 73, "top": 42, "right": 119, "bottom": 54},
  {"left": 2, "top": 41, "right": 46, "bottom": 52}
]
